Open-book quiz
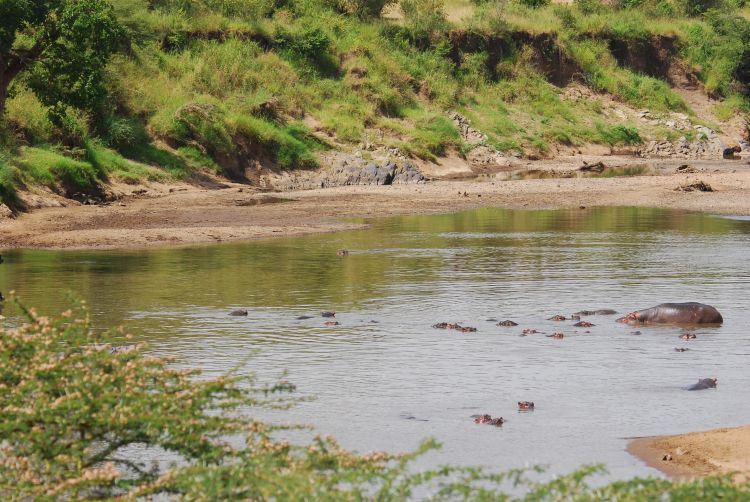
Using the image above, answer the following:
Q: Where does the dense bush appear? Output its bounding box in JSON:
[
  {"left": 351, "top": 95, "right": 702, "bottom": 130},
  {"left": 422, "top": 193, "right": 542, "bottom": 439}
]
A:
[
  {"left": 682, "top": 11, "right": 750, "bottom": 97},
  {"left": 517, "top": 0, "right": 550, "bottom": 8},
  {"left": 339, "top": 0, "right": 398, "bottom": 17},
  {"left": 0, "top": 153, "right": 19, "bottom": 208},
  {"left": 680, "top": 0, "right": 720, "bottom": 15},
  {"left": 597, "top": 124, "right": 643, "bottom": 145},
  {"left": 401, "top": 0, "right": 449, "bottom": 37}
]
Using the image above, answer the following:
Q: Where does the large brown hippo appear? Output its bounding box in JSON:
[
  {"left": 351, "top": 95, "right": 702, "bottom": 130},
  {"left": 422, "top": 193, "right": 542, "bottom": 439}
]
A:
[{"left": 617, "top": 303, "right": 722, "bottom": 326}]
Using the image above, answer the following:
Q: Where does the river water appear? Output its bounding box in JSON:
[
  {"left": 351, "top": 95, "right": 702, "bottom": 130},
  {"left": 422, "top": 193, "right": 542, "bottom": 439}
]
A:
[{"left": 1, "top": 207, "right": 749, "bottom": 481}]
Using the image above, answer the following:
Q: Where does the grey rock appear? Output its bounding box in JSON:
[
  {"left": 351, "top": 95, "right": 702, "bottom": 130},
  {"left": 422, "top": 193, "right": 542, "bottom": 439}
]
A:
[{"left": 273, "top": 153, "right": 426, "bottom": 191}]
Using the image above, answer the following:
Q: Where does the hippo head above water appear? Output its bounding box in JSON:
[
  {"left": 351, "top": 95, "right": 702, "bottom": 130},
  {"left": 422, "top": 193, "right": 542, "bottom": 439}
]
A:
[
  {"left": 617, "top": 303, "right": 722, "bottom": 326},
  {"left": 688, "top": 378, "right": 718, "bottom": 391}
]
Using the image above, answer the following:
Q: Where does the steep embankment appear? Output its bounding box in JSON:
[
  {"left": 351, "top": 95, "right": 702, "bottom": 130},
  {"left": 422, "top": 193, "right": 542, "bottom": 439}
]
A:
[{"left": 0, "top": 0, "right": 748, "bottom": 217}]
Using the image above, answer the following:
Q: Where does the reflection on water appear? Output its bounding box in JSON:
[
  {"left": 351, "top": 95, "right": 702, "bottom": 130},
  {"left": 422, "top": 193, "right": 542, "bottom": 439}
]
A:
[{"left": 2, "top": 207, "right": 750, "bottom": 480}]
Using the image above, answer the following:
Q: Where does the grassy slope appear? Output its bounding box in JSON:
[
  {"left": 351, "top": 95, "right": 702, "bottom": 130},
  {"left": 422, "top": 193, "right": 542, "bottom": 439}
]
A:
[{"left": 0, "top": 0, "right": 748, "bottom": 208}]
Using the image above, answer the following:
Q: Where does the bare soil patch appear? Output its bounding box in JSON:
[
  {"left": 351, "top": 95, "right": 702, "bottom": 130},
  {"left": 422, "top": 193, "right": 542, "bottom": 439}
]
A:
[{"left": 628, "top": 426, "right": 750, "bottom": 481}]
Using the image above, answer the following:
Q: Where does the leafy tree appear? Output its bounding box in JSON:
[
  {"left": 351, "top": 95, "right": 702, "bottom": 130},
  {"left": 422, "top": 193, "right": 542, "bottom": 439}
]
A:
[{"left": 0, "top": 0, "right": 122, "bottom": 122}]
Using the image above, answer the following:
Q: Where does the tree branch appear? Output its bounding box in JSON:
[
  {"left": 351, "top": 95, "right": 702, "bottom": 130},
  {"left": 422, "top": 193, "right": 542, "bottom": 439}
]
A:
[{"left": 4, "top": 40, "right": 45, "bottom": 84}]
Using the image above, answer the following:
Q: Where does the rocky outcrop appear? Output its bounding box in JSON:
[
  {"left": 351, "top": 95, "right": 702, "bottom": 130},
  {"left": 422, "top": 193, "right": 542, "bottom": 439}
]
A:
[
  {"left": 447, "top": 112, "right": 520, "bottom": 169},
  {"left": 271, "top": 154, "right": 426, "bottom": 191},
  {"left": 449, "top": 112, "right": 487, "bottom": 144},
  {"left": 465, "top": 145, "right": 518, "bottom": 169},
  {"left": 639, "top": 126, "right": 727, "bottom": 159}
]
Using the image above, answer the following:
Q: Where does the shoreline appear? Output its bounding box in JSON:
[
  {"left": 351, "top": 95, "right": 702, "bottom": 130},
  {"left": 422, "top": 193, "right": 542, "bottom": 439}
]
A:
[
  {"left": 628, "top": 426, "right": 750, "bottom": 481},
  {"left": 2, "top": 160, "right": 750, "bottom": 250}
]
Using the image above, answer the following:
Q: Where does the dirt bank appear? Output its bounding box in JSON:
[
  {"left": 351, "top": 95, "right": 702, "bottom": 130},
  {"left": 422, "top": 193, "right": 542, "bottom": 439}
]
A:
[
  {"left": 1, "top": 157, "right": 749, "bottom": 250},
  {"left": 628, "top": 426, "right": 750, "bottom": 480}
]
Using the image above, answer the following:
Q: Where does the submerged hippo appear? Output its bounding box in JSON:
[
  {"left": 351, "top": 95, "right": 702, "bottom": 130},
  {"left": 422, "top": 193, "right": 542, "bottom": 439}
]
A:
[
  {"left": 496, "top": 320, "right": 519, "bottom": 327},
  {"left": 433, "top": 323, "right": 476, "bottom": 332},
  {"left": 688, "top": 378, "right": 717, "bottom": 391},
  {"left": 229, "top": 309, "right": 248, "bottom": 316},
  {"left": 575, "top": 309, "right": 617, "bottom": 316},
  {"left": 472, "top": 414, "right": 505, "bottom": 426},
  {"left": 617, "top": 303, "right": 722, "bottom": 326}
]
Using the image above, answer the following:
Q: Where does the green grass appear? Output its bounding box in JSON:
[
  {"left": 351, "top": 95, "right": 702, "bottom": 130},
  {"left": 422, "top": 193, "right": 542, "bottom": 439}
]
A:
[
  {"left": 0, "top": 0, "right": 747, "bottom": 200},
  {"left": 15, "top": 147, "right": 100, "bottom": 193},
  {"left": 86, "top": 142, "right": 168, "bottom": 184},
  {"left": 230, "top": 115, "right": 322, "bottom": 168},
  {"left": 596, "top": 124, "right": 643, "bottom": 146},
  {"left": 0, "top": 153, "right": 21, "bottom": 209}
]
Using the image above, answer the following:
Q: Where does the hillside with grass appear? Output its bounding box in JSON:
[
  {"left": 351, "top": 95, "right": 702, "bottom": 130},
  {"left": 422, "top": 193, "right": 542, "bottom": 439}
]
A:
[{"left": 0, "top": 0, "right": 748, "bottom": 211}]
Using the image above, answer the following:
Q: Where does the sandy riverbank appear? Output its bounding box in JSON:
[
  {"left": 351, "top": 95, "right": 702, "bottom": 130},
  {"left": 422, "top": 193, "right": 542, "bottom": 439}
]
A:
[
  {"left": 628, "top": 426, "right": 750, "bottom": 480},
  {"left": 1, "top": 158, "right": 750, "bottom": 250}
]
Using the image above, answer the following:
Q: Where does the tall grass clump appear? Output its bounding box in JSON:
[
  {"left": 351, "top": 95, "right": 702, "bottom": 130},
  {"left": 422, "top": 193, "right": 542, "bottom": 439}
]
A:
[
  {"left": 566, "top": 39, "right": 687, "bottom": 112},
  {"left": 0, "top": 152, "right": 21, "bottom": 208},
  {"left": 230, "top": 115, "right": 321, "bottom": 168},
  {"left": 15, "top": 147, "right": 101, "bottom": 194},
  {"left": 596, "top": 124, "right": 643, "bottom": 145},
  {"left": 682, "top": 11, "right": 750, "bottom": 100}
]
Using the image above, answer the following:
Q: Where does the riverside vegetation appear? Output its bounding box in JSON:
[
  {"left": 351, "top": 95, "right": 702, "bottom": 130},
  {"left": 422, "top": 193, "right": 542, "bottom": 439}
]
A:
[
  {"left": 2, "top": 299, "right": 750, "bottom": 499},
  {"left": 0, "top": 0, "right": 749, "bottom": 211}
]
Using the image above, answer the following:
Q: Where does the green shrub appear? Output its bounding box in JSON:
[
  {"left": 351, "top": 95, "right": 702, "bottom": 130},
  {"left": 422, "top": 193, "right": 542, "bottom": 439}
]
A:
[
  {"left": 596, "top": 124, "right": 643, "bottom": 145},
  {"left": 682, "top": 12, "right": 750, "bottom": 98},
  {"left": 230, "top": 115, "right": 320, "bottom": 168},
  {"left": 4, "top": 89, "right": 55, "bottom": 144},
  {"left": 0, "top": 152, "right": 20, "bottom": 208},
  {"left": 680, "top": 0, "right": 720, "bottom": 15},
  {"left": 153, "top": 98, "right": 234, "bottom": 156},
  {"left": 16, "top": 147, "right": 101, "bottom": 193},
  {"left": 401, "top": 0, "right": 448, "bottom": 37},
  {"left": 339, "top": 0, "right": 398, "bottom": 17},
  {"left": 86, "top": 141, "right": 167, "bottom": 183},
  {"left": 517, "top": 0, "right": 550, "bottom": 8},
  {"left": 401, "top": 112, "right": 461, "bottom": 159},
  {"left": 575, "top": 0, "right": 606, "bottom": 15}
]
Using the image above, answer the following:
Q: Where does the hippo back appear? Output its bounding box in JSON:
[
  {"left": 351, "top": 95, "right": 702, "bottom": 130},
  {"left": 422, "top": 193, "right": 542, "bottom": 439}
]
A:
[{"left": 655, "top": 302, "right": 723, "bottom": 324}]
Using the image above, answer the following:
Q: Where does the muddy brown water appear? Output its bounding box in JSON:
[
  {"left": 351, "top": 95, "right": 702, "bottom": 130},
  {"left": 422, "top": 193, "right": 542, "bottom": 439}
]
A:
[{"left": 1, "top": 207, "right": 749, "bottom": 481}]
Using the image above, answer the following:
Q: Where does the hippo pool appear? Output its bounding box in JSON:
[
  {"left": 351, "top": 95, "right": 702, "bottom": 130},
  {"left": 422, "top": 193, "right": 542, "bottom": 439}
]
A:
[{"left": 1, "top": 206, "right": 749, "bottom": 482}]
